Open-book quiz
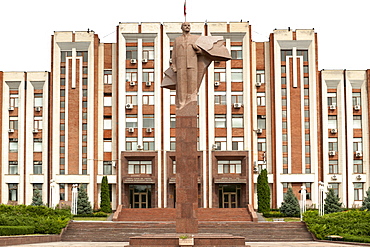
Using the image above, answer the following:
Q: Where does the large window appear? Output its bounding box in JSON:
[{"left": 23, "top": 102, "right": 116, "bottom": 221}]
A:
[
  {"left": 126, "top": 46, "right": 138, "bottom": 59},
  {"left": 257, "top": 92, "right": 266, "bottom": 106},
  {"left": 353, "top": 116, "right": 362, "bottom": 129},
  {"left": 354, "top": 183, "right": 364, "bottom": 201},
  {"left": 128, "top": 161, "right": 152, "bottom": 174},
  {"left": 9, "top": 138, "right": 18, "bottom": 152},
  {"left": 143, "top": 95, "right": 154, "bottom": 105},
  {"left": 232, "top": 137, "right": 243, "bottom": 151},
  {"left": 231, "top": 94, "right": 243, "bottom": 104},
  {"left": 353, "top": 138, "right": 362, "bottom": 152},
  {"left": 215, "top": 115, "right": 226, "bottom": 128},
  {"left": 9, "top": 117, "right": 18, "bottom": 130},
  {"left": 328, "top": 138, "right": 338, "bottom": 151},
  {"left": 257, "top": 138, "right": 266, "bottom": 152},
  {"left": 214, "top": 93, "right": 226, "bottom": 105},
  {"left": 34, "top": 93, "right": 43, "bottom": 107},
  {"left": 126, "top": 114, "right": 138, "bottom": 128},
  {"left": 257, "top": 115, "right": 266, "bottom": 129},
  {"left": 296, "top": 50, "right": 308, "bottom": 62},
  {"left": 329, "top": 183, "right": 339, "bottom": 197},
  {"left": 214, "top": 69, "right": 226, "bottom": 83},
  {"left": 214, "top": 137, "right": 226, "bottom": 150},
  {"left": 103, "top": 94, "right": 112, "bottom": 106},
  {"left": 232, "top": 114, "right": 243, "bottom": 128},
  {"left": 256, "top": 70, "right": 265, "bottom": 84},
  {"left": 329, "top": 160, "right": 338, "bottom": 174},
  {"left": 142, "top": 46, "right": 154, "bottom": 60},
  {"left": 126, "top": 69, "right": 138, "bottom": 83},
  {"left": 103, "top": 117, "right": 112, "bottom": 130},
  {"left": 103, "top": 161, "right": 113, "bottom": 175},
  {"left": 327, "top": 92, "right": 337, "bottom": 107},
  {"left": 231, "top": 46, "right": 242, "bottom": 59},
  {"left": 143, "top": 115, "right": 154, "bottom": 128},
  {"left": 142, "top": 69, "right": 154, "bottom": 84},
  {"left": 126, "top": 137, "right": 138, "bottom": 151},
  {"left": 9, "top": 94, "right": 19, "bottom": 108},
  {"left": 231, "top": 69, "right": 243, "bottom": 82},
  {"left": 143, "top": 137, "right": 154, "bottom": 151},
  {"left": 103, "top": 139, "right": 112, "bottom": 152},
  {"left": 280, "top": 50, "right": 292, "bottom": 62},
  {"left": 33, "top": 161, "right": 42, "bottom": 174},
  {"left": 33, "top": 138, "right": 42, "bottom": 152},
  {"left": 217, "top": 160, "right": 241, "bottom": 174},
  {"left": 9, "top": 161, "right": 18, "bottom": 174},
  {"left": 126, "top": 95, "right": 137, "bottom": 105},
  {"left": 328, "top": 116, "right": 337, "bottom": 129},
  {"left": 8, "top": 183, "right": 18, "bottom": 201},
  {"left": 352, "top": 92, "right": 361, "bottom": 106},
  {"left": 353, "top": 160, "right": 363, "bottom": 174},
  {"left": 104, "top": 70, "right": 112, "bottom": 84}
]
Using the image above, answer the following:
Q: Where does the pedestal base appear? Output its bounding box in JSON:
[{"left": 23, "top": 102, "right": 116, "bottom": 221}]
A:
[{"left": 127, "top": 233, "right": 247, "bottom": 247}]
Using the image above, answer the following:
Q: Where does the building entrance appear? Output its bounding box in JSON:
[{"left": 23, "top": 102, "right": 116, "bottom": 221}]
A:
[
  {"left": 129, "top": 185, "right": 151, "bottom": 208},
  {"left": 218, "top": 184, "right": 241, "bottom": 208}
]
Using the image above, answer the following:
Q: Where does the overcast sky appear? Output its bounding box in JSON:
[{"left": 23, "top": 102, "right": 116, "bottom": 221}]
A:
[{"left": 1, "top": 0, "right": 369, "bottom": 72}]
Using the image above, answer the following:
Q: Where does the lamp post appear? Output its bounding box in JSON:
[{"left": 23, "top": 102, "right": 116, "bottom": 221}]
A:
[
  {"left": 71, "top": 184, "right": 78, "bottom": 215},
  {"left": 300, "top": 185, "right": 306, "bottom": 221},
  {"left": 50, "top": 179, "right": 57, "bottom": 209},
  {"left": 318, "top": 181, "right": 324, "bottom": 216}
]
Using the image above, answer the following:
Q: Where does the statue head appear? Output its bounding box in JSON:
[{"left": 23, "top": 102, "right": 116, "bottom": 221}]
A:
[{"left": 181, "top": 22, "right": 191, "bottom": 33}]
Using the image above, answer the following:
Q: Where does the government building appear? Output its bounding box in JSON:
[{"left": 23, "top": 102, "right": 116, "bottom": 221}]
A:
[{"left": 1, "top": 21, "right": 369, "bottom": 211}]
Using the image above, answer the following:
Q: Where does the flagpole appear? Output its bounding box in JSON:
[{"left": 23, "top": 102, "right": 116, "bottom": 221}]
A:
[{"left": 184, "top": 0, "right": 187, "bottom": 22}]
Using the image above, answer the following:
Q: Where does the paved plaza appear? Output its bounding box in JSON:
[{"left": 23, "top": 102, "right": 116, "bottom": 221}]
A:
[{"left": 10, "top": 241, "right": 368, "bottom": 247}]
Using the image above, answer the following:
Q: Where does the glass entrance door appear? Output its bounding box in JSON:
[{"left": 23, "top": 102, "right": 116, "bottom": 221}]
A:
[
  {"left": 133, "top": 192, "right": 148, "bottom": 208},
  {"left": 218, "top": 184, "right": 241, "bottom": 208},
  {"left": 223, "top": 192, "right": 237, "bottom": 208},
  {"left": 129, "top": 185, "right": 151, "bottom": 208}
]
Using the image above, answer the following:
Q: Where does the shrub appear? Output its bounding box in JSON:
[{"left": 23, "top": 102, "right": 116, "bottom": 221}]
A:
[
  {"left": 262, "top": 211, "right": 286, "bottom": 218},
  {"left": 280, "top": 187, "right": 300, "bottom": 217},
  {"left": 31, "top": 188, "right": 43, "bottom": 206},
  {"left": 257, "top": 169, "right": 270, "bottom": 213},
  {"left": 100, "top": 176, "right": 112, "bottom": 213},
  {"left": 324, "top": 188, "right": 342, "bottom": 214},
  {"left": 0, "top": 226, "right": 35, "bottom": 236},
  {"left": 361, "top": 187, "right": 370, "bottom": 211},
  {"left": 77, "top": 187, "right": 93, "bottom": 215}
]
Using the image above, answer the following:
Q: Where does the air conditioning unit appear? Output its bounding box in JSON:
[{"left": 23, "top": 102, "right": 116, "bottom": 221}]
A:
[
  {"left": 356, "top": 175, "right": 362, "bottom": 180},
  {"left": 130, "top": 59, "right": 137, "bottom": 64},
  {"left": 142, "top": 58, "right": 148, "bottom": 63},
  {"left": 8, "top": 129, "right": 14, "bottom": 133},
  {"left": 8, "top": 106, "right": 14, "bottom": 111},
  {"left": 256, "top": 82, "right": 262, "bottom": 87},
  {"left": 331, "top": 175, "right": 337, "bottom": 180},
  {"left": 330, "top": 129, "right": 337, "bottom": 134},
  {"left": 35, "top": 107, "right": 41, "bottom": 112},
  {"left": 253, "top": 167, "right": 258, "bottom": 173},
  {"left": 137, "top": 144, "right": 143, "bottom": 150},
  {"left": 128, "top": 127, "right": 134, "bottom": 133},
  {"left": 125, "top": 103, "right": 133, "bottom": 109},
  {"left": 256, "top": 129, "right": 263, "bottom": 134},
  {"left": 355, "top": 151, "right": 362, "bottom": 157},
  {"left": 354, "top": 105, "right": 361, "bottom": 110},
  {"left": 329, "top": 104, "right": 336, "bottom": 110},
  {"left": 146, "top": 128, "right": 152, "bottom": 133},
  {"left": 214, "top": 81, "right": 220, "bottom": 87},
  {"left": 145, "top": 81, "right": 152, "bottom": 87},
  {"left": 329, "top": 151, "right": 336, "bottom": 156},
  {"left": 32, "top": 129, "right": 38, "bottom": 133},
  {"left": 233, "top": 103, "right": 242, "bottom": 109},
  {"left": 212, "top": 144, "right": 218, "bottom": 150},
  {"left": 129, "top": 81, "right": 136, "bottom": 86}
]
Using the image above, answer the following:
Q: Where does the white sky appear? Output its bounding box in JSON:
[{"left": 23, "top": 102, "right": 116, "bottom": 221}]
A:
[{"left": 1, "top": 0, "right": 369, "bottom": 72}]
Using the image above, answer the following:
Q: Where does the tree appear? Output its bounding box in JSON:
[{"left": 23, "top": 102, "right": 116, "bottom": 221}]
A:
[
  {"left": 77, "top": 186, "right": 93, "bottom": 215},
  {"left": 324, "top": 188, "right": 342, "bottom": 214},
  {"left": 100, "top": 176, "right": 112, "bottom": 213},
  {"left": 280, "top": 187, "right": 300, "bottom": 217},
  {"left": 257, "top": 169, "right": 270, "bottom": 213},
  {"left": 31, "top": 188, "right": 43, "bottom": 206},
  {"left": 360, "top": 187, "right": 370, "bottom": 211}
]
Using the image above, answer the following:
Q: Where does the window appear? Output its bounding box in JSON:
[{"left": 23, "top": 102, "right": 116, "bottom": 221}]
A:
[
  {"left": 103, "top": 139, "right": 112, "bottom": 152},
  {"left": 231, "top": 69, "right": 243, "bottom": 82},
  {"left": 82, "top": 123, "right": 87, "bottom": 130},
  {"left": 231, "top": 46, "right": 242, "bottom": 59},
  {"left": 354, "top": 183, "right": 364, "bottom": 201},
  {"left": 170, "top": 94, "right": 176, "bottom": 105},
  {"left": 103, "top": 117, "right": 112, "bottom": 130},
  {"left": 33, "top": 183, "right": 43, "bottom": 196},
  {"left": 281, "top": 66, "right": 286, "bottom": 74},
  {"left": 354, "top": 160, "right": 363, "bottom": 174},
  {"left": 126, "top": 137, "right": 138, "bottom": 151},
  {"left": 60, "top": 51, "right": 72, "bottom": 63},
  {"left": 170, "top": 137, "right": 176, "bottom": 150},
  {"left": 128, "top": 161, "right": 152, "bottom": 174},
  {"left": 126, "top": 69, "right": 138, "bottom": 83},
  {"left": 256, "top": 70, "right": 265, "bottom": 83},
  {"left": 215, "top": 115, "right": 226, "bottom": 128},
  {"left": 217, "top": 160, "right": 241, "bottom": 174},
  {"left": 214, "top": 68, "right": 226, "bottom": 83},
  {"left": 9, "top": 94, "right": 19, "bottom": 108},
  {"left": 34, "top": 93, "right": 43, "bottom": 107},
  {"left": 281, "top": 77, "right": 286, "bottom": 85},
  {"left": 353, "top": 116, "right": 362, "bottom": 129},
  {"left": 170, "top": 115, "right": 176, "bottom": 128},
  {"left": 232, "top": 114, "right": 243, "bottom": 128},
  {"left": 257, "top": 138, "right": 266, "bottom": 151},
  {"left": 9, "top": 117, "right": 18, "bottom": 130},
  {"left": 231, "top": 94, "right": 243, "bottom": 104},
  {"left": 33, "top": 139, "right": 42, "bottom": 152},
  {"left": 59, "top": 183, "right": 65, "bottom": 200},
  {"left": 34, "top": 117, "right": 43, "bottom": 130},
  {"left": 60, "top": 146, "right": 65, "bottom": 154},
  {"left": 33, "top": 161, "right": 42, "bottom": 174},
  {"left": 83, "top": 89, "right": 88, "bottom": 97},
  {"left": 60, "top": 112, "right": 65, "bottom": 120},
  {"left": 143, "top": 46, "right": 154, "bottom": 60},
  {"left": 328, "top": 138, "right": 338, "bottom": 151},
  {"left": 9, "top": 161, "right": 18, "bottom": 174},
  {"left": 280, "top": 50, "right": 292, "bottom": 61},
  {"left": 214, "top": 94, "right": 226, "bottom": 105},
  {"left": 126, "top": 95, "right": 137, "bottom": 105},
  {"left": 8, "top": 183, "right": 18, "bottom": 201},
  {"left": 143, "top": 137, "right": 154, "bottom": 151},
  {"left": 82, "top": 101, "right": 88, "bottom": 108},
  {"left": 257, "top": 92, "right": 266, "bottom": 106},
  {"left": 296, "top": 50, "right": 308, "bottom": 62},
  {"left": 353, "top": 138, "right": 362, "bottom": 152},
  {"left": 103, "top": 161, "right": 113, "bottom": 175},
  {"left": 143, "top": 69, "right": 154, "bottom": 84},
  {"left": 328, "top": 116, "right": 337, "bottom": 129},
  {"left": 126, "top": 46, "right": 138, "bottom": 59},
  {"left": 143, "top": 115, "right": 154, "bottom": 128},
  {"left": 352, "top": 92, "right": 361, "bottom": 106},
  {"left": 143, "top": 95, "right": 154, "bottom": 105},
  {"left": 214, "top": 137, "right": 226, "bottom": 150},
  {"left": 232, "top": 137, "right": 243, "bottom": 151},
  {"left": 329, "top": 160, "right": 338, "bottom": 174},
  {"left": 126, "top": 114, "right": 138, "bottom": 128},
  {"left": 257, "top": 115, "right": 266, "bottom": 129},
  {"left": 327, "top": 92, "right": 336, "bottom": 107},
  {"left": 104, "top": 70, "right": 112, "bottom": 84},
  {"left": 60, "top": 89, "right": 65, "bottom": 97},
  {"left": 77, "top": 51, "right": 88, "bottom": 62},
  {"left": 9, "top": 138, "right": 18, "bottom": 152},
  {"left": 303, "top": 65, "right": 309, "bottom": 74},
  {"left": 82, "top": 146, "right": 87, "bottom": 154}
]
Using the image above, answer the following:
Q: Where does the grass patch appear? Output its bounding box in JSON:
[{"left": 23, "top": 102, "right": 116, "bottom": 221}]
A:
[
  {"left": 265, "top": 217, "right": 300, "bottom": 222},
  {"left": 73, "top": 217, "right": 108, "bottom": 221}
]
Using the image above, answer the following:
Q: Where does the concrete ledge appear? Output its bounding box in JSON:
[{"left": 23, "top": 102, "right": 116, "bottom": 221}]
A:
[{"left": 0, "top": 234, "right": 61, "bottom": 246}]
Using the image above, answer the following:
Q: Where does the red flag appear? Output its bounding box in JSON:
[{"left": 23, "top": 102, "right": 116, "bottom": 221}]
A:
[{"left": 184, "top": 1, "right": 186, "bottom": 18}]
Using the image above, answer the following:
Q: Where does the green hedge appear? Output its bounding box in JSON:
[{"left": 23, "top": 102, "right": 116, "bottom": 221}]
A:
[
  {"left": 0, "top": 205, "right": 72, "bottom": 234},
  {"left": 262, "top": 211, "right": 287, "bottom": 218},
  {"left": 304, "top": 210, "right": 370, "bottom": 243},
  {"left": 75, "top": 212, "right": 108, "bottom": 217},
  {"left": 0, "top": 226, "right": 35, "bottom": 236}
]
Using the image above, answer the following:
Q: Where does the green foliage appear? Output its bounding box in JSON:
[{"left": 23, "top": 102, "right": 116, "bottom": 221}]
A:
[
  {"left": 324, "top": 188, "right": 342, "bottom": 214},
  {"left": 31, "top": 189, "right": 43, "bottom": 206},
  {"left": 280, "top": 187, "right": 300, "bottom": 217},
  {"left": 257, "top": 169, "right": 270, "bottom": 213},
  {"left": 100, "top": 176, "right": 112, "bottom": 213},
  {"left": 0, "top": 205, "right": 72, "bottom": 235},
  {"left": 77, "top": 187, "right": 93, "bottom": 215},
  {"left": 262, "top": 211, "right": 286, "bottom": 218},
  {"left": 361, "top": 187, "right": 370, "bottom": 211},
  {"left": 75, "top": 211, "right": 108, "bottom": 217},
  {"left": 304, "top": 210, "right": 370, "bottom": 243},
  {"left": 0, "top": 226, "right": 35, "bottom": 236}
]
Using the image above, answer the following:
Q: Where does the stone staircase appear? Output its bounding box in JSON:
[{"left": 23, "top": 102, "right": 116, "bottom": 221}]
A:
[{"left": 61, "top": 221, "right": 314, "bottom": 242}]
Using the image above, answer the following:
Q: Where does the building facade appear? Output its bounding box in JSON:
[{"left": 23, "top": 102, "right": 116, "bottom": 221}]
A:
[{"left": 1, "top": 22, "right": 369, "bottom": 210}]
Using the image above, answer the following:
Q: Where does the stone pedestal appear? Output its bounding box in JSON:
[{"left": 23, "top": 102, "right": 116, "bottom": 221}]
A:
[{"left": 175, "top": 102, "right": 198, "bottom": 233}]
